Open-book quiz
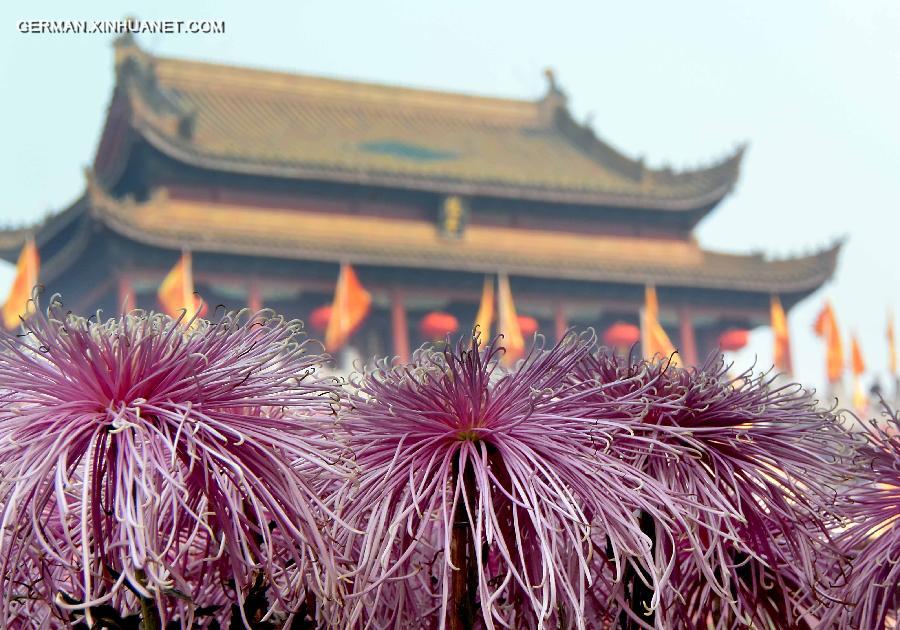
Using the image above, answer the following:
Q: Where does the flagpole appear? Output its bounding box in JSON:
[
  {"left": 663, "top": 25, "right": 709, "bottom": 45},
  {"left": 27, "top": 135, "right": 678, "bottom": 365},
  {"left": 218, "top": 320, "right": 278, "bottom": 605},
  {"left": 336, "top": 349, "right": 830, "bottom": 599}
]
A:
[
  {"left": 639, "top": 305, "right": 648, "bottom": 361},
  {"left": 640, "top": 285, "right": 651, "bottom": 360}
]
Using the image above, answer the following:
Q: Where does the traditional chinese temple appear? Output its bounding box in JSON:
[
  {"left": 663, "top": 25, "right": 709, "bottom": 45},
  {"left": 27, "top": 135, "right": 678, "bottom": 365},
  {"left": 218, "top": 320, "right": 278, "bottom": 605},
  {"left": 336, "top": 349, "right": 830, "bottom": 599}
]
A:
[{"left": 0, "top": 35, "right": 839, "bottom": 363}]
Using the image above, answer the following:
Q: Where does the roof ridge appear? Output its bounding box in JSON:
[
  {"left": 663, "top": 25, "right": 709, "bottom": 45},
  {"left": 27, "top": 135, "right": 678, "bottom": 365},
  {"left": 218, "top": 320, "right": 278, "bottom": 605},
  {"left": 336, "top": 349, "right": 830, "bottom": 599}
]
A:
[
  {"left": 553, "top": 105, "right": 746, "bottom": 186},
  {"left": 703, "top": 240, "right": 843, "bottom": 267},
  {"left": 141, "top": 51, "right": 543, "bottom": 125}
]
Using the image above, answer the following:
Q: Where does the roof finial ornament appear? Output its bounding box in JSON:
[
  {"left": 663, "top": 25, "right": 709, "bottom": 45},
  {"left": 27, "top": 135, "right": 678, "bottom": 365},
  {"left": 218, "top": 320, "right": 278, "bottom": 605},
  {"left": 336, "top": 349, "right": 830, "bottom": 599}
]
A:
[
  {"left": 538, "top": 67, "right": 567, "bottom": 126},
  {"left": 83, "top": 166, "right": 96, "bottom": 187},
  {"left": 114, "top": 15, "right": 138, "bottom": 49},
  {"left": 544, "top": 67, "right": 559, "bottom": 93},
  {"left": 113, "top": 15, "right": 148, "bottom": 74}
]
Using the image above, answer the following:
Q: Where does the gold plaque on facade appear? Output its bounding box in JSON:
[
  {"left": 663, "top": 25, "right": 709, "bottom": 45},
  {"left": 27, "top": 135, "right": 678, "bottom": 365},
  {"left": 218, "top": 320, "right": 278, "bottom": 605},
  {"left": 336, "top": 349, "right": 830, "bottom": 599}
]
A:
[{"left": 439, "top": 195, "right": 467, "bottom": 238}]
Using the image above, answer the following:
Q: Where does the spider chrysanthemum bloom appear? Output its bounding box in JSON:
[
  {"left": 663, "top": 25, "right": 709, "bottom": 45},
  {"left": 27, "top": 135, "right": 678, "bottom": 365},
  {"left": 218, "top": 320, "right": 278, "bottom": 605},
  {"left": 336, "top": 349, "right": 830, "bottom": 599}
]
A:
[
  {"left": 828, "top": 407, "right": 900, "bottom": 629},
  {"left": 336, "top": 334, "right": 682, "bottom": 629},
  {"left": 0, "top": 297, "right": 348, "bottom": 628},
  {"left": 574, "top": 351, "right": 853, "bottom": 628}
]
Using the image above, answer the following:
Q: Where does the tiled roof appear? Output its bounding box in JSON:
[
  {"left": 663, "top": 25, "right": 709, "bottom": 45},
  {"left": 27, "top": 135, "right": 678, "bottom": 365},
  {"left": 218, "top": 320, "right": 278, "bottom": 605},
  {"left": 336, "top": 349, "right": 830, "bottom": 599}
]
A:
[
  {"left": 105, "top": 37, "right": 743, "bottom": 210},
  {"left": 31, "top": 184, "right": 830, "bottom": 295},
  {"left": 0, "top": 179, "right": 839, "bottom": 295}
]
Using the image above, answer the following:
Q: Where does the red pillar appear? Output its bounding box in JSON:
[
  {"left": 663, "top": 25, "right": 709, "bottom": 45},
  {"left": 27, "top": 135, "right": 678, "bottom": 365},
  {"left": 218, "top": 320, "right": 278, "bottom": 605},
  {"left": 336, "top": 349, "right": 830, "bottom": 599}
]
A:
[
  {"left": 554, "top": 304, "right": 568, "bottom": 342},
  {"left": 117, "top": 274, "right": 135, "bottom": 313},
  {"left": 678, "top": 306, "right": 698, "bottom": 365},
  {"left": 391, "top": 288, "right": 410, "bottom": 363},
  {"left": 248, "top": 282, "right": 263, "bottom": 313}
]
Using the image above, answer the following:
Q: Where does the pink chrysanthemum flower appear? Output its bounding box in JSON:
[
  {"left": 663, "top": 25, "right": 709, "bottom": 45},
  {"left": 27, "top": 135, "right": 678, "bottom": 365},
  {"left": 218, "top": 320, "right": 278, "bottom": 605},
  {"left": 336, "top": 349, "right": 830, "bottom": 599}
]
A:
[
  {"left": 574, "top": 351, "right": 853, "bottom": 628},
  {"left": 0, "top": 297, "right": 348, "bottom": 628},
  {"left": 827, "top": 406, "right": 900, "bottom": 628},
  {"left": 335, "top": 334, "right": 685, "bottom": 629}
]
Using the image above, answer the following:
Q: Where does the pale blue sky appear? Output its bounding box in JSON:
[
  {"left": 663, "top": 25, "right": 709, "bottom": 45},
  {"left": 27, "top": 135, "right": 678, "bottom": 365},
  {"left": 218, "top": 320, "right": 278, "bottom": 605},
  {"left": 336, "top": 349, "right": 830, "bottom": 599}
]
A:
[{"left": 1, "top": 1, "right": 898, "bottom": 394}]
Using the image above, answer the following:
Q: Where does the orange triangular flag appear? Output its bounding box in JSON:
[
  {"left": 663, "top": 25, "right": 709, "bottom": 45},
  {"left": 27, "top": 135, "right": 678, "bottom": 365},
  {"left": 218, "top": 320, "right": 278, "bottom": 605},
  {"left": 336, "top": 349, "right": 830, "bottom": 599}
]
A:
[
  {"left": 888, "top": 310, "right": 896, "bottom": 375},
  {"left": 642, "top": 285, "right": 679, "bottom": 366},
  {"left": 850, "top": 334, "right": 866, "bottom": 376},
  {"left": 2, "top": 238, "right": 40, "bottom": 330},
  {"left": 496, "top": 272, "right": 524, "bottom": 366},
  {"left": 158, "top": 250, "right": 205, "bottom": 320},
  {"left": 474, "top": 276, "right": 494, "bottom": 342},
  {"left": 770, "top": 295, "right": 792, "bottom": 374},
  {"left": 813, "top": 301, "right": 844, "bottom": 383},
  {"left": 325, "top": 263, "right": 371, "bottom": 352},
  {"left": 812, "top": 302, "right": 830, "bottom": 336}
]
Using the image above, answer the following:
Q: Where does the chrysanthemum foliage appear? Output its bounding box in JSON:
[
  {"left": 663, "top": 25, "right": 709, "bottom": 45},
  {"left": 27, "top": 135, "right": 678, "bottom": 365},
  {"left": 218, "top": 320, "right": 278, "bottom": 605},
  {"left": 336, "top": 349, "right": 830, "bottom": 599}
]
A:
[
  {"left": 336, "top": 334, "right": 686, "bottom": 629},
  {"left": 0, "top": 298, "right": 347, "bottom": 627}
]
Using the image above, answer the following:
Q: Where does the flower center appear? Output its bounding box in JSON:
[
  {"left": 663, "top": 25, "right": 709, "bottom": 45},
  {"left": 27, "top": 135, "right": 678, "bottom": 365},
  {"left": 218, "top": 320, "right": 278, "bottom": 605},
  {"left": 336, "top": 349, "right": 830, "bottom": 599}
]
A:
[{"left": 457, "top": 429, "right": 480, "bottom": 442}]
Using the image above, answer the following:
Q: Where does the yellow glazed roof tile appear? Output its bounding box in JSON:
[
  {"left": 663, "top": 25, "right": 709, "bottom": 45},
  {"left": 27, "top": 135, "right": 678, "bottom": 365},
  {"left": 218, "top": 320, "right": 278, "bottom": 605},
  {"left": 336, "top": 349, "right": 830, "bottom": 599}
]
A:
[{"left": 109, "top": 42, "right": 743, "bottom": 209}]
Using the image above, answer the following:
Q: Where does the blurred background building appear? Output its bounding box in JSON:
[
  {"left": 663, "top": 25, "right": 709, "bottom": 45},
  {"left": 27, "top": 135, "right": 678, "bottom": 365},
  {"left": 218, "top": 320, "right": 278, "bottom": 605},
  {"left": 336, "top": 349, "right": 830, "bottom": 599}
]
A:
[{"left": 0, "top": 35, "right": 841, "bottom": 365}]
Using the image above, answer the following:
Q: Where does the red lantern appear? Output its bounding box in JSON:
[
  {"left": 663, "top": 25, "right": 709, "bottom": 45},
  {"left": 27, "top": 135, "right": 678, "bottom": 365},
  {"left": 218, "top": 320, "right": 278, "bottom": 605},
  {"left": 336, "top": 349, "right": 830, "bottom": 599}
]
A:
[
  {"left": 603, "top": 321, "right": 641, "bottom": 347},
  {"left": 517, "top": 315, "right": 539, "bottom": 337},
  {"left": 718, "top": 328, "right": 749, "bottom": 352},
  {"left": 309, "top": 305, "right": 332, "bottom": 331},
  {"left": 420, "top": 311, "right": 459, "bottom": 339}
]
